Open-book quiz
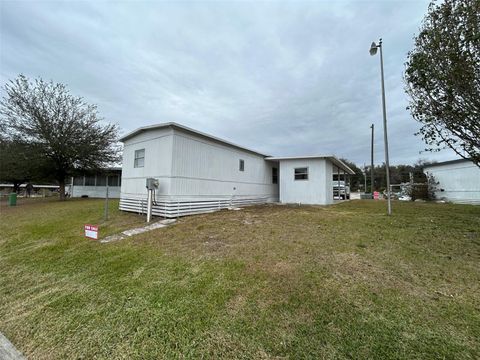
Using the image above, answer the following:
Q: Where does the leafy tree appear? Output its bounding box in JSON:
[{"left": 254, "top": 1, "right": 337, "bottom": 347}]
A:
[
  {"left": 334, "top": 159, "right": 434, "bottom": 193},
  {"left": 412, "top": 159, "right": 434, "bottom": 183},
  {"left": 408, "top": 173, "right": 438, "bottom": 201},
  {"left": 339, "top": 159, "right": 365, "bottom": 191},
  {"left": 405, "top": 0, "right": 480, "bottom": 167},
  {"left": 0, "top": 137, "right": 55, "bottom": 193},
  {"left": 366, "top": 161, "right": 431, "bottom": 192},
  {"left": 0, "top": 75, "right": 120, "bottom": 199}
]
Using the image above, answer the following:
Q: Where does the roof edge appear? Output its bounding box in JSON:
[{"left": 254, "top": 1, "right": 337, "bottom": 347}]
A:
[
  {"left": 423, "top": 158, "right": 473, "bottom": 168},
  {"left": 266, "top": 155, "right": 355, "bottom": 175},
  {"left": 119, "top": 122, "right": 176, "bottom": 142},
  {"left": 119, "top": 122, "right": 269, "bottom": 157}
]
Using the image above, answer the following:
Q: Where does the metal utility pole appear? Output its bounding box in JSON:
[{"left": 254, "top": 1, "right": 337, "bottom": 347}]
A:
[
  {"left": 337, "top": 166, "right": 340, "bottom": 200},
  {"left": 370, "top": 38, "right": 392, "bottom": 215},
  {"left": 370, "top": 123, "right": 374, "bottom": 194},
  {"left": 146, "top": 188, "right": 153, "bottom": 222},
  {"left": 363, "top": 163, "right": 367, "bottom": 193},
  {"left": 104, "top": 175, "right": 109, "bottom": 221},
  {"left": 145, "top": 178, "right": 158, "bottom": 222}
]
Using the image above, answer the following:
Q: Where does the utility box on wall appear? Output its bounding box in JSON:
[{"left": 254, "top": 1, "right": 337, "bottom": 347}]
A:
[{"left": 146, "top": 178, "right": 159, "bottom": 190}]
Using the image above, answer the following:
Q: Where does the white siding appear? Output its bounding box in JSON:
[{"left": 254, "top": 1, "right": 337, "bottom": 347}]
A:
[
  {"left": 424, "top": 160, "right": 480, "bottom": 205},
  {"left": 279, "top": 158, "right": 333, "bottom": 205},
  {"left": 325, "top": 161, "right": 334, "bottom": 204},
  {"left": 170, "top": 129, "right": 278, "bottom": 202},
  {"left": 120, "top": 127, "right": 174, "bottom": 200},
  {"left": 119, "top": 126, "right": 278, "bottom": 217},
  {"left": 118, "top": 123, "right": 347, "bottom": 217},
  {"left": 71, "top": 186, "right": 120, "bottom": 198}
]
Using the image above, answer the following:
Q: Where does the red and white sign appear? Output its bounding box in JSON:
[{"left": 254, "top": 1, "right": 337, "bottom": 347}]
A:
[
  {"left": 373, "top": 191, "right": 380, "bottom": 200},
  {"left": 84, "top": 224, "right": 99, "bottom": 240}
]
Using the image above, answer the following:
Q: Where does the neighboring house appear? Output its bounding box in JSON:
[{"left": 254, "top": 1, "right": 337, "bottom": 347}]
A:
[
  {"left": 119, "top": 122, "right": 354, "bottom": 218},
  {"left": 424, "top": 159, "right": 480, "bottom": 205},
  {"left": 69, "top": 168, "right": 122, "bottom": 198}
]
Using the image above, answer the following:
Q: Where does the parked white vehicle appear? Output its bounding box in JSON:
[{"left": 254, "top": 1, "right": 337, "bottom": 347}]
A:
[{"left": 333, "top": 180, "right": 350, "bottom": 200}]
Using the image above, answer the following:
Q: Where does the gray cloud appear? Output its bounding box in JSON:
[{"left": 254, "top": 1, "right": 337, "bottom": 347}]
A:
[{"left": 0, "top": 0, "right": 458, "bottom": 166}]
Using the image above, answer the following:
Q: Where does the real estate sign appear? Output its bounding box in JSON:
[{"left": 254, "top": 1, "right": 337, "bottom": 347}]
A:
[{"left": 84, "top": 224, "right": 99, "bottom": 240}]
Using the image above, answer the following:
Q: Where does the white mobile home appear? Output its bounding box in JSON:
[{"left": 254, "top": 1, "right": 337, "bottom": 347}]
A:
[
  {"left": 424, "top": 159, "right": 480, "bottom": 205},
  {"left": 119, "top": 123, "right": 354, "bottom": 217}
]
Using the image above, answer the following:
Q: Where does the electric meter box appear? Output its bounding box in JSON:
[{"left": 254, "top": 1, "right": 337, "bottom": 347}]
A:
[{"left": 146, "top": 178, "right": 159, "bottom": 190}]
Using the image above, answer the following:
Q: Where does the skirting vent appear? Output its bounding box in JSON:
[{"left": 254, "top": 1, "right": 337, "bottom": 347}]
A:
[{"left": 119, "top": 196, "right": 270, "bottom": 218}]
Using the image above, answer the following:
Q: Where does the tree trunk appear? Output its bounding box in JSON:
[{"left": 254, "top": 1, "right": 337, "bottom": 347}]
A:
[{"left": 59, "top": 179, "right": 66, "bottom": 200}]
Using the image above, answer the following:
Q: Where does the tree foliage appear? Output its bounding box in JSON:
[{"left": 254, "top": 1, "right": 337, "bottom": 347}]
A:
[
  {"left": 365, "top": 160, "right": 431, "bottom": 191},
  {"left": 408, "top": 173, "right": 439, "bottom": 201},
  {"left": 337, "top": 159, "right": 433, "bottom": 192},
  {"left": 0, "top": 75, "right": 120, "bottom": 199},
  {"left": 339, "top": 159, "right": 365, "bottom": 191},
  {"left": 405, "top": 0, "right": 480, "bottom": 167},
  {"left": 0, "top": 137, "right": 55, "bottom": 192}
]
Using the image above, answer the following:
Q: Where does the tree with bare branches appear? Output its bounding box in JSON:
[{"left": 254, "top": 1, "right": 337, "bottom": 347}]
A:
[
  {"left": 405, "top": 0, "right": 480, "bottom": 167},
  {"left": 0, "top": 75, "right": 120, "bottom": 199}
]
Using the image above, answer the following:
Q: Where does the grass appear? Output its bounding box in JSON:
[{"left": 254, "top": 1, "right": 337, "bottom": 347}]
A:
[{"left": 0, "top": 198, "right": 479, "bottom": 359}]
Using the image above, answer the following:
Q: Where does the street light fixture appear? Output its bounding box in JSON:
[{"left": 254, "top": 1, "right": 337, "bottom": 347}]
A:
[{"left": 370, "top": 38, "right": 392, "bottom": 215}]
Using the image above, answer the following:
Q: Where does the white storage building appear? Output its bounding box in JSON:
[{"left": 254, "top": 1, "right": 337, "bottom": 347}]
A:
[
  {"left": 266, "top": 156, "right": 353, "bottom": 205},
  {"left": 119, "top": 123, "right": 354, "bottom": 217},
  {"left": 423, "top": 159, "right": 480, "bottom": 205}
]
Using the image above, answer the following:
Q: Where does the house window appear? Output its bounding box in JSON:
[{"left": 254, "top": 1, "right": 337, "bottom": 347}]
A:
[
  {"left": 73, "top": 176, "right": 84, "bottom": 186},
  {"left": 84, "top": 176, "right": 96, "bottom": 186},
  {"left": 239, "top": 159, "right": 245, "bottom": 171},
  {"left": 108, "top": 175, "right": 120, "bottom": 187},
  {"left": 134, "top": 149, "right": 145, "bottom": 168},
  {"left": 294, "top": 167, "right": 308, "bottom": 180},
  {"left": 272, "top": 167, "right": 278, "bottom": 184},
  {"left": 96, "top": 175, "right": 106, "bottom": 186}
]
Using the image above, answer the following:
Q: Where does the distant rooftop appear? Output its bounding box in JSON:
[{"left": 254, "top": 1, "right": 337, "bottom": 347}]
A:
[{"left": 423, "top": 158, "right": 473, "bottom": 168}]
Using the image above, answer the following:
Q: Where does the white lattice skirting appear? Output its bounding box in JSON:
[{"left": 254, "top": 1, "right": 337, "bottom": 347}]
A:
[{"left": 119, "top": 196, "right": 272, "bottom": 218}]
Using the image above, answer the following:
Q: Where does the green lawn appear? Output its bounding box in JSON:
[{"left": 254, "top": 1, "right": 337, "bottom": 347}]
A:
[{"left": 0, "top": 198, "right": 479, "bottom": 359}]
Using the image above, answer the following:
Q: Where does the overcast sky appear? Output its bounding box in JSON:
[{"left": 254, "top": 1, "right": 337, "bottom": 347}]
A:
[{"left": 1, "top": 0, "right": 458, "bottom": 166}]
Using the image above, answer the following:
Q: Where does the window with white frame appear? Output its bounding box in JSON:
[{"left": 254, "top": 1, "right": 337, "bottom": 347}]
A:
[
  {"left": 294, "top": 167, "right": 308, "bottom": 180},
  {"left": 134, "top": 149, "right": 145, "bottom": 168},
  {"left": 239, "top": 159, "right": 245, "bottom": 171}
]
